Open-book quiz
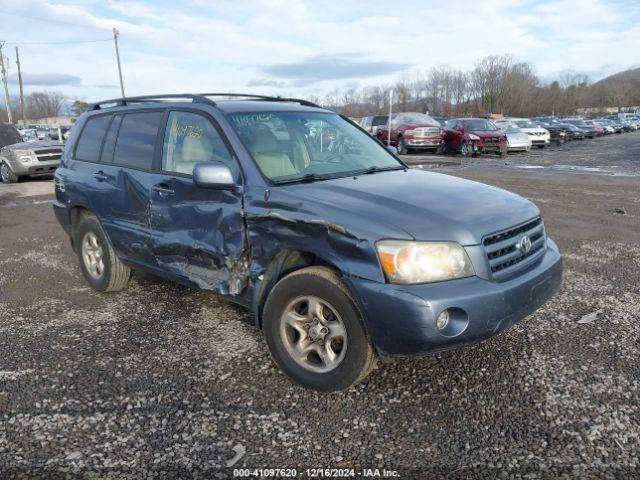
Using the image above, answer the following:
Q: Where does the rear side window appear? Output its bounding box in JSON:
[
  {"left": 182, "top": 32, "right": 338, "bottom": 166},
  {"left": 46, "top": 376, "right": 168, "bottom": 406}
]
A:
[
  {"left": 113, "top": 112, "right": 163, "bottom": 170},
  {"left": 75, "top": 115, "right": 112, "bottom": 162},
  {"left": 100, "top": 115, "right": 122, "bottom": 164}
]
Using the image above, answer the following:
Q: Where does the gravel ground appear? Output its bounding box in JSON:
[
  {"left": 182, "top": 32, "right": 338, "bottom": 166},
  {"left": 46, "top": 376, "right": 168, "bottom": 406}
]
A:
[{"left": 0, "top": 132, "right": 639, "bottom": 478}]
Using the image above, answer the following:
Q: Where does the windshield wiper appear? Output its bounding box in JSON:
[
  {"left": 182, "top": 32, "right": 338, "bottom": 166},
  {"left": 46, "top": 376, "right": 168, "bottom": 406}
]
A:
[
  {"left": 357, "top": 166, "right": 405, "bottom": 175},
  {"left": 274, "top": 173, "right": 333, "bottom": 185}
]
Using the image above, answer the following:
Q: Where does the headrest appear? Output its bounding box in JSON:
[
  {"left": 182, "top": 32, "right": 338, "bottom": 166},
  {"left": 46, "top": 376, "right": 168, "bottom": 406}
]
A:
[
  {"left": 181, "top": 135, "right": 212, "bottom": 163},
  {"left": 249, "top": 128, "right": 278, "bottom": 154}
]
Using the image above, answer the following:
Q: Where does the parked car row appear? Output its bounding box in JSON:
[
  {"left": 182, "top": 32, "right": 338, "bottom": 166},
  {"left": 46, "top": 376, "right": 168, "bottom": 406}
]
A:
[
  {"left": 357, "top": 112, "right": 639, "bottom": 157},
  {"left": 0, "top": 122, "right": 64, "bottom": 183}
]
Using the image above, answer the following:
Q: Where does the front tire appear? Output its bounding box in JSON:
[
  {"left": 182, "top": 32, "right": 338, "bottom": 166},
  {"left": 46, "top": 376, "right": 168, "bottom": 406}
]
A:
[
  {"left": 1, "top": 161, "right": 18, "bottom": 184},
  {"left": 397, "top": 136, "right": 408, "bottom": 155},
  {"left": 263, "top": 266, "right": 377, "bottom": 391},
  {"left": 76, "top": 215, "right": 131, "bottom": 292},
  {"left": 460, "top": 141, "right": 471, "bottom": 157}
]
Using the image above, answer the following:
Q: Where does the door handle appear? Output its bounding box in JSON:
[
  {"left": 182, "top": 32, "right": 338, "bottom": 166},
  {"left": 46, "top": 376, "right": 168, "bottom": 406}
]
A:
[
  {"left": 151, "top": 184, "right": 175, "bottom": 196},
  {"left": 93, "top": 171, "right": 108, "bottom": 181}
]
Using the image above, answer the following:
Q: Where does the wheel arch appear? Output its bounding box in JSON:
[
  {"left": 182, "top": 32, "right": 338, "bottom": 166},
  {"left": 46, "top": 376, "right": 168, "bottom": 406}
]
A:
[
  {"left": 68, "top": 205, "right": 97, "bottom": 252},
  {"left": 252, "top": 248, "right": 351, "bottom": 329}
]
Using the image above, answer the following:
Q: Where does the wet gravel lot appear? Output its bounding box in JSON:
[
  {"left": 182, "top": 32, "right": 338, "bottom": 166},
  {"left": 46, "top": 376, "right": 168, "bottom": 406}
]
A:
[{"left": 1, "top": 132, "right": 639, "bottom": 478}]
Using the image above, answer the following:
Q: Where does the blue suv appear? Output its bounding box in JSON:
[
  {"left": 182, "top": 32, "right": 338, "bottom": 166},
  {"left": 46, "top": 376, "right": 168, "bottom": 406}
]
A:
[{"left": 53, "top": 94, "right": 563, "bottom": 391}]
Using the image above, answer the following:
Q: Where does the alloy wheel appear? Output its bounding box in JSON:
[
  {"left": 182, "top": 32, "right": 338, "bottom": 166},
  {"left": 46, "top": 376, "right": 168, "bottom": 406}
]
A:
[
  {"left": 1, "top": 163, "right": 9, "bottom": 183},
  {"left": 81, "top": 232, "right": 105, "bottom": 279},
  {"left": 280, "top": 295, "right": 347, "bottom": 373}
]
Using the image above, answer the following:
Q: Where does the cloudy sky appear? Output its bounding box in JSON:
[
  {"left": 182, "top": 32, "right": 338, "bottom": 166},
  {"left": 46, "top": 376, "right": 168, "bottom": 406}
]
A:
[{"left": 0, "top": 0, "right": 639, "bottom": 104}]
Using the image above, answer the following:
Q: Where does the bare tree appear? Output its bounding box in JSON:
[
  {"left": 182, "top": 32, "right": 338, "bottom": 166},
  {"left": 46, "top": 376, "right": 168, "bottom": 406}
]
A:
[{"left": 25, "top": 91, "right": 65, "bottom": 119}]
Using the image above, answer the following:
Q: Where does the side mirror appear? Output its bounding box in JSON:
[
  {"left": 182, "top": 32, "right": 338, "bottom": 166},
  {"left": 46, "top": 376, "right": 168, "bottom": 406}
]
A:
[
  {"left": 387, "top": 145, "right": 398, "bottom": 155},
  {"left": 193, "top": 161, "right": 235, "bottom": 190}
]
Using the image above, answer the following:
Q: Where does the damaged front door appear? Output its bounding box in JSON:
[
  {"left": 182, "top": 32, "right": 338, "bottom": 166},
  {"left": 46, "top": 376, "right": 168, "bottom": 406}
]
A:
[{"left": 149, "top": 109, "right": 247, "bottom": 295}]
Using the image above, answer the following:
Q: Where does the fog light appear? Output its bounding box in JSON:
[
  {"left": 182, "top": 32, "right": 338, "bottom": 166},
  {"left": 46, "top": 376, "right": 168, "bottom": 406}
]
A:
[{"left": 436, "top": 310, "right": 450, "bottom": 331}]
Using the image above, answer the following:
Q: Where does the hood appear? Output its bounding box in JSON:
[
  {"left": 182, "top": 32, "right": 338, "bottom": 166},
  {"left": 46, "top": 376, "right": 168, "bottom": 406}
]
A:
[
  {"left": 469, "top": 130, "right": 505, "bottom": 139},
  {"left": 506, "top": 132, "right": 531, "bottom": 142},
  {"left": 402, "top": 122, "right": 440, "bottom": 129},
  {"left": 260, "top": 170, "right": 539, "bottom": 246},
  {"left": 3, "top": 139, "right": 64, "bottom": 150}
]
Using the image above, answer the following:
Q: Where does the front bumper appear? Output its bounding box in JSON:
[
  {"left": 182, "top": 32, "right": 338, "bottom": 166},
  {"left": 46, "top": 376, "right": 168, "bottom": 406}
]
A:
[
  {"left": 477, "top": 140, "right": 504, "bottom": 153},
  {"left": 405, "top": 137, "right": 442, "bottom": 148},
  {"left": 507, "top": 141, "right": 531, "bottom": 151},
  {"left": 530, "top": 137, "right": 550, "bottom": 145},
  {"left": 347, "top": 239, "right": 562, "bottom": 357},
  {"left": 5, "top": 156, "right": 59, "bottom": 176}
]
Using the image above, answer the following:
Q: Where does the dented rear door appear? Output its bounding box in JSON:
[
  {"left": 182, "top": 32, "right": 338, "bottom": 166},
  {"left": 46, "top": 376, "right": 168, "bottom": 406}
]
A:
[{"left": 148, "top": 109, "right": 247, "bottom": 295}]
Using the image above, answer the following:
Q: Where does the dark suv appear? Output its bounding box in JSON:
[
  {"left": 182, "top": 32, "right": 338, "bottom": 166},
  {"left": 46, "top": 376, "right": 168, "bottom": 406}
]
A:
[{"left": 53, "top": 94, "right": 562, "bottom": 391}]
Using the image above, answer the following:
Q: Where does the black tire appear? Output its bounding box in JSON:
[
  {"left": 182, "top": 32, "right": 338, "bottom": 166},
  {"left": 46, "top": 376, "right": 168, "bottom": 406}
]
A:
[
  {"left": 536, "top": 144, "right": 545, "bottom": 149},
  {"left": 1, "top": 161, "right": 18, "bottom": 184},
  {"left": 263, "top": 266, "right": 377, "bottom": 391},
  {"left": 76, "top": 215, "right": 131, "bottom": 292},
  {"left": 397, "top": 136, "right": 407, "bottom": 155},
  {"left": 460, "top": 141, "right": 471, "bottom": 157}
]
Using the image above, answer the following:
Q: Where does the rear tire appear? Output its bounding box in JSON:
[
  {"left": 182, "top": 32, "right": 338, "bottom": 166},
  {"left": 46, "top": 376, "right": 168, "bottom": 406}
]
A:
[
  {"left": 76, "top": 215, "right": 131, "bottom": 292},
  {"left": 1, "top": 161, "right": 18, "bottom": 184},
  {"left": 263, "top": 266, "right": 377, "bottom": 391}
]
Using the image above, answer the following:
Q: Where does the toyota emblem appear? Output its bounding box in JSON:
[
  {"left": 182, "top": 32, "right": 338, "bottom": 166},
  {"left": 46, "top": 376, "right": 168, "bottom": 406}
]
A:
[{"left": 517, "top": 235, "right": 532, "bottom": 254}]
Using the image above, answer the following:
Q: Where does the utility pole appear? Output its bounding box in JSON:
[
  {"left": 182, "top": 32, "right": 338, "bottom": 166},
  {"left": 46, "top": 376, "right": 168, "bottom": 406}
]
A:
[
  {"left": 387, "top": 89, "right": 393, "bottom": 147},
  {"left": 0, "top": 41, "right": 13, "bottom": 124},
  {"left": 15, "top": 46, "right": 24, "bottom": 124},
  {"left": 113, "top": 28, "right": 125, "bottom": 98}
]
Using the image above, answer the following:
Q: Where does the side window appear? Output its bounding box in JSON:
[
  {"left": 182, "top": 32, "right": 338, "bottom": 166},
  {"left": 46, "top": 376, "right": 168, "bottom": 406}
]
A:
[
  {"left": 162, "top": 111, "right": 233, "bottom": 175},
  {"left": 100, "top": 115, "right": 122, "bottom": 164},
  {"left": 113, "top": 112, "right": 163, "bottom": 170},
  {"left": 75, "top": 115, "right": 112, "bottom": 162}
]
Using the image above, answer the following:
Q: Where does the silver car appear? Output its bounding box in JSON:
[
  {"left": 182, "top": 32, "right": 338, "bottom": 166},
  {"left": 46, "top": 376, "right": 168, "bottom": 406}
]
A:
[
  {"left": 1, "top": 138, "right": 63, "bottom": 183},
  {"left": 495, "top": 121, "right": 532, "bottom": 152}
]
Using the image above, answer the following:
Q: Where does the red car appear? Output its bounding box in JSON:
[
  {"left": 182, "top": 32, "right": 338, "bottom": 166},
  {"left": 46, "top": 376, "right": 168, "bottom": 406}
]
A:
[
  {"left": 376, "top": 112, "right": 443, "bottom": 154},
  {"left": 443, "top": 118, "right": 508, "bottom": 157}
]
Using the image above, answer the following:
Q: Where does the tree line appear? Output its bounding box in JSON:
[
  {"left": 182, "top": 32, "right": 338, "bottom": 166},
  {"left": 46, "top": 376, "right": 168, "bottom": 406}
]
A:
[{"left": 309, "top": 54, "right": 640, "bottom": 118}]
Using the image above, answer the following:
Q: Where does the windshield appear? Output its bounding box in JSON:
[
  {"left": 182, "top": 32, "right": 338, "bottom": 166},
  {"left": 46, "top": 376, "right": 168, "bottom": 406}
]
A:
[
  {"left": 512, "top": 120, "right": 538, "bottom": 129},
  {"left": 397, "top": 113, "right": 438, "bottom": 124},
  {"left": 496, "top": 122, "right": 520, "bottom": 133},
  {"left": 372, "top": 116, "right": 388, "bottom": 126},
  {"left": 462, "top": 120, "right": 498, "bottom": 131},
  {"left": 228, "top": 111, "right": 402, "bottom": 183}
]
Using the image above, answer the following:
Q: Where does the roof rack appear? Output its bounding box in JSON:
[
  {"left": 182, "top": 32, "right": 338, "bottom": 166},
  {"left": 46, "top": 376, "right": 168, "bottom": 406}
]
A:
[
  {"left": 198, "top": 93, "right": 321, "bottom": 108},
  {"left": 91, "top": 93, "right": 321, "bottom": 110}
]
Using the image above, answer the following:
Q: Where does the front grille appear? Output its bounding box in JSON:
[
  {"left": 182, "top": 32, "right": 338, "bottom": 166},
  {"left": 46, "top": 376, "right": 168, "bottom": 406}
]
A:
[
  {"left": 35, "top": 148, "right": 62, "bottom": 162},
  {"left": 483, "top": 217, "right": 546, "bottom": 280},
  {"left": 414, "top": 127, "right": 440, "bottom": 136},
  {"left": 483, "top": 137, "right": 501, "bottom": 147}
]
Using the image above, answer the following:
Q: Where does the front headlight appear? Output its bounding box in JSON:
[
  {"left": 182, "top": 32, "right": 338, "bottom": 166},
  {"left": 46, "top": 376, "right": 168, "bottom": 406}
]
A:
[
  {"left": 403, "top": 129, "right": 416, "bottom": 136},
  {"left": 12, "top": 149, "right": 33, "bottom": 157},
  {"left": 468, "top": 133, "right": 480, "bottom": 140},
  {"left": 376, "top": 240, "right": 475, "bottom": 284}
]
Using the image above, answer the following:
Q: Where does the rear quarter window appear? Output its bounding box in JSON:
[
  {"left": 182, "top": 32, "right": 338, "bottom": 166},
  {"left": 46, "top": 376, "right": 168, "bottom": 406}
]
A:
[
  {"left": 113, "top": 112, "right": 164, "bottom": 170},
  {"left": 75, "top": 115, "right": 112, "bottom": 162}
]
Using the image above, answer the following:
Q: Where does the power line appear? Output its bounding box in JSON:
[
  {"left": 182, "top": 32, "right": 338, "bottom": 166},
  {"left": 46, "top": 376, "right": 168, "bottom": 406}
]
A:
[{"left": 4, "top": 39, "right": 112, "bottom": 46}]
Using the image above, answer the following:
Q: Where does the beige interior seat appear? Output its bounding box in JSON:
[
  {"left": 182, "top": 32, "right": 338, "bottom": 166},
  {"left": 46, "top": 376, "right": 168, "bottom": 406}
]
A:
[
  {"left": 174, "top": 136, "right": 213, "bottom": 175},
  {"left": 248, "top": 128, "right": 297, "bottom": 179}
]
